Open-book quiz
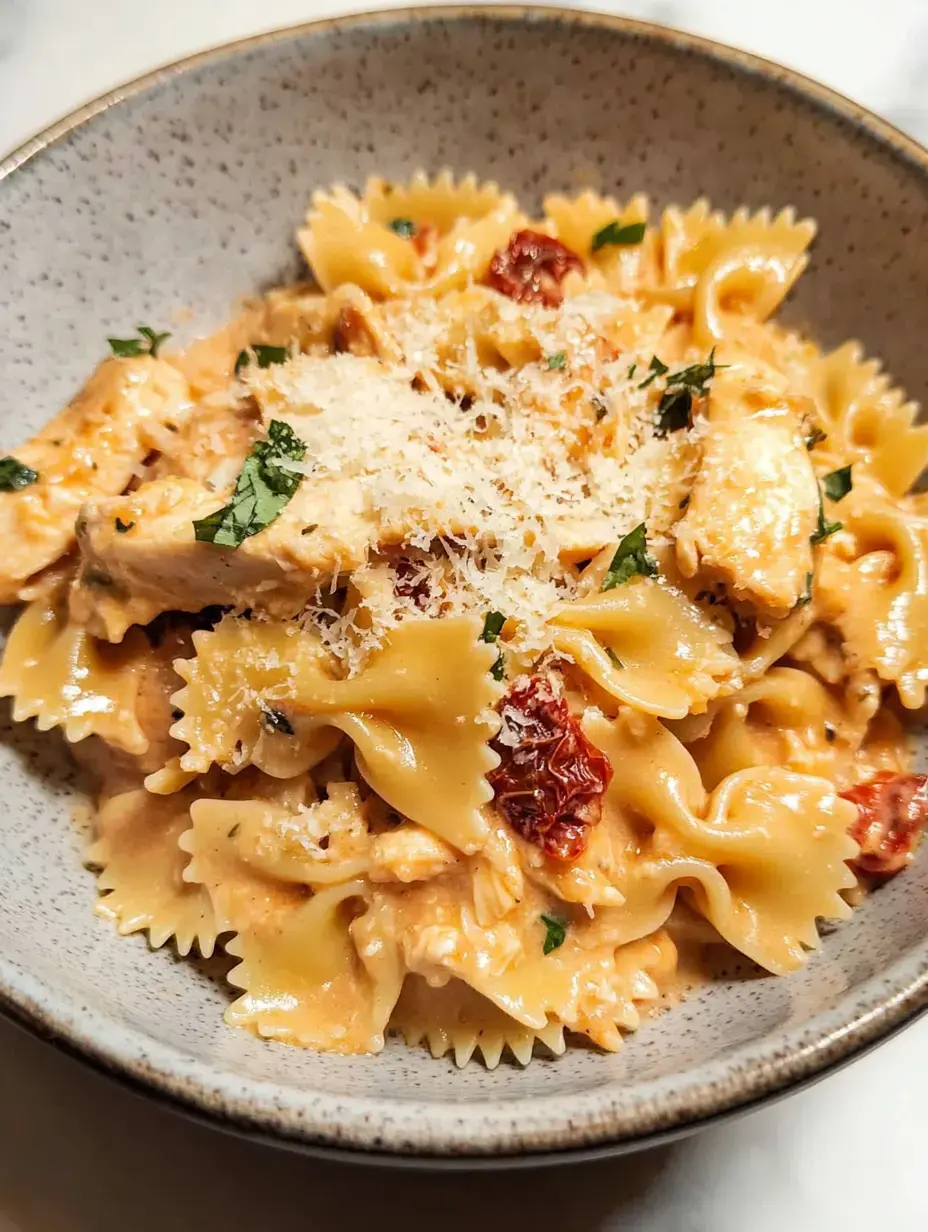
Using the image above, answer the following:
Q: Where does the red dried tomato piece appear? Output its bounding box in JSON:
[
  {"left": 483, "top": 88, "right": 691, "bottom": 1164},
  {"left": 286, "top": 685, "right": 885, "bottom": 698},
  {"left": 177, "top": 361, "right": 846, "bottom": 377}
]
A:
[
  {"left": 840, "top": 772, "right": 928, "bottom": 877},
  {"left": 393, "top": 558, "right": 430, "bottom": 610},
  {"left": 488, "top": 676, "right": 613, "bottom": 861},
  {"left": 486, "top": 229, "right": 584, "bottom": 308}
]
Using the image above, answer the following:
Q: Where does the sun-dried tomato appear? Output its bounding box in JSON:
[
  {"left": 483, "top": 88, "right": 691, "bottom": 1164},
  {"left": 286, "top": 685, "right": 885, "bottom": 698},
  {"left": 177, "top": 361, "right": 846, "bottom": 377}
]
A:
[
  {"left": 393, "top": 558, "right": 430, "bottom": 609},
  {"left": 488, "top": 675, "right": 612, "bottom": 861},
  {"left": 840, "top": 772, "right": 928, "bottom": 877},
  {"left": 486, "top": 229, "right": 584, "bottom": 308}
]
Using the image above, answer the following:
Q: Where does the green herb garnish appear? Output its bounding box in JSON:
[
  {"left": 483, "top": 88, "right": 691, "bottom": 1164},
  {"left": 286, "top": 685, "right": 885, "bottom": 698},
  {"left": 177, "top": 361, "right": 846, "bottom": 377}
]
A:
[
  {"left": 822, "top": 465, "right": 853, "bottom": 503},
  {"left": 108, "top": 325, "right": 171, "bottom": 358},
  {"left": 602, "top": 523, "right": 659, "bottom": 590},
  {"left": 388, "top": 218, "right": 417, "bottom": 238},
  {"left": 234, "top": 344, "right": 289, "bottom": 376},
  {"left": 541, "top": 913, "right": 567, "bottom": 955},
  {"left": 637, "top": 355, "right": 669, "bottom": 389},
  {"left": 546, "top": 352, "right": 567, "bottom": 371},
  {"left": 591, "top": 220, "right": 646, "bottom": 251},
  {"left": 257, "top": 697, "right": 295, "bottom": 735},
  {"left": 0, "top": 457, "right": 38, "bottom": 491},
  {"left": 627, "top": 363, "right": 637, "bottom": 380},
  {"left": 115, "top": 517, "right": 135, "bottom": 534},
  {"left": 192, "top": 420, "right": 306, "bottom": 548},
  {"left": 605, "top": 647, "right": 624, "bottom": 669},
  {"left": 796, "top": 571, "right": 814, "bottom": 608},
  {"left": 810, "top": 488, "right": 842, "bottom": 546},
  {"left": 655, "top": 349, "right": 723, "bottom": 435},
  {"left": 480, "top": 611, "right": 506, "bottom": 680},
  {"left": 805, "top": 425, "right": 827, "bottom": 450}
]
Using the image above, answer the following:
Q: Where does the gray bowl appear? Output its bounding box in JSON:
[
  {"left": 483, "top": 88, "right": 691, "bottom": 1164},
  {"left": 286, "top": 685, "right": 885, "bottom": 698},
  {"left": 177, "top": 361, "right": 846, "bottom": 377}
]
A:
[{"left": 0, "top": 6, "right": 926, "bottom": 1163}]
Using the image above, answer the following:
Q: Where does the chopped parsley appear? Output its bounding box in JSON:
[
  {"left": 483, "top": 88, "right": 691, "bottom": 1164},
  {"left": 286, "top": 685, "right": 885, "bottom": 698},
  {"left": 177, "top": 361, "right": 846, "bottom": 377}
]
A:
[
  {"left": 591, "top": 219, "right": 646, "bottom": 251},
  {"left": 108, "top": 325, "right": 171, "bottom": 358},
  {"left": 805, "top": 425, "right": 827, "bottom": 450},
  {"left": 810, "top": 487, "right": 842, "bottom": 545},
  {"left": 388, "top": 217, "right": 417, "bottom": 238},
  {"left": 602, "top": 523, "right": 658, "bottom": 590},
  {"left": 637, "top": 355, "right": 669, "bottom": 389},
  {"left": 655, "top": 350, "right": 723, "bottom": 435},
  {"left": 541, "top": 913, "right": 567, "bottom": 955},
  {"left": 605, "top": 647, "right": 624, "bottom": 669},
  {"left": 192, "top": 420, "right": 306, "bottom": 548},
  {"left": 796, "top": 571, "right": 814, "bottom": 608},
  {"left": 592, "top": 395, "right": 608, "bottom": 421},
  {"left": 114, "top": 517, "right": 135, "bottom": 533},
  {"left": 0, "top": 456, "right": 38, "bottom": 491},
  {"left": 257, "top": 697, "right": 295, "bottom": 735},
  {"left": 546, "top": 351, "right": 567, "bottom": 371},
  {"left": 822, "top": 465, "right": 853, "bottom": 503},
  {"left": 234, "top": 344, "right": 289, "bottom": 376},
  {"left": 480, "top": 610, "right": 506, "bottom": 681}
]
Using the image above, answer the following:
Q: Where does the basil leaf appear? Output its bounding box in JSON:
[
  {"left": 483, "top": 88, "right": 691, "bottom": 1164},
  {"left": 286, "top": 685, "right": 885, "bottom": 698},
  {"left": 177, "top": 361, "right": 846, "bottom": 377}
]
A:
[
  {"left": 0, "top": 456, "right": 39, "bottom": 491},
  {"left": 481, "top": 611, "right": 506, "bottom": 680},
  {"left": 823, "top": 465, "right": 853, "bottom": 503},
  {"left": 602, "top": 523, "right": 659, "bottom": 590},
  {"left": 235, "top": 344, "right": 289, "bottom": 376},
  {"left": 480, "top": 611, "right": 506, "bottom": 643},
  {"left": 591, "top": 220, "right": 646, "bottom": 251},
  {"left": 637, "top": 355, "right": 669, "bottom": 389},
  {"left": 108, "top": 325, "right": 171, "bottom": 358},
  {"left": 114, "top": 518, "right": 135, "bottom": 533},
  {"left": 541, "top": 913, "right": 567, "bottom": 955},
  {"left": 810, "top": 486, "right": 842, "bottom": 545},
  {"left": 654, "top": 349, "right": 723, "bottom": 435},
  {"left": 257, "top": 697, "right": 295, "bottom": 735},
  {"left": 388, "top": 218, "right": 417, "bottom": 238},
  {"left": 193, "top": 419, "right": 307, "bottom": 548}
]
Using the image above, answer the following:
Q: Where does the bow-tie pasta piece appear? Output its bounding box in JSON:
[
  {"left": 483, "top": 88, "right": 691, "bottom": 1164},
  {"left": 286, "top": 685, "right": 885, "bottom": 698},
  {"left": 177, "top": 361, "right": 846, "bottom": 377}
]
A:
[
  {"left": 170, "top": 616, "right": 342, "bottom": 779},
  {"left": 225, "top": 880, "right": 404, "bottom": 1054},
  {"left": 684, "top": 666, "right": 848, "bottom": 789},
  {"left": 392, "top": 975, "right": 566, "bottom": 1069},
  {"left": 87, "top": 785, "right": 216, "bottom": 957},
  {"left": 182, "top": 780, "right": 372, "bottom": 929},
  {"left": 585, "top": 711, "right": 858, "bottom": 974},
  {"left": 552, "top": 578, "right": 740, "bottom": 719},
  {"left": 285, "top": 616, "right": 502, "bottom": 854},
  {"left": 543, "top": 190, "right": 660, "bottom": 296},
  {"left": 815, "top": 495, "right": 928, "bottom": 710},
  {"left": 0, "top": 356, "right": 191, "bottom": 603},
  {"left": 0, "top": 583, "right": 147, "bottom": 755},
  {"left": 815, "top": 342, "right": 928, "bottom": 497},
  {"left": 655, "top": 202, "right": 816, "bottom": 343},
  {"left": 300, "top": 172, "right": 524, "bottom": 299}
]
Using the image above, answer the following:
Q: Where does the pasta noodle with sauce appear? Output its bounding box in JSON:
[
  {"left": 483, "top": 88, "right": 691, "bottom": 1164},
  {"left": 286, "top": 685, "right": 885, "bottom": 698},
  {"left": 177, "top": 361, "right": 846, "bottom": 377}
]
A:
[{"left": 0, "top": 172, "right": 925, "bottom": 1067}]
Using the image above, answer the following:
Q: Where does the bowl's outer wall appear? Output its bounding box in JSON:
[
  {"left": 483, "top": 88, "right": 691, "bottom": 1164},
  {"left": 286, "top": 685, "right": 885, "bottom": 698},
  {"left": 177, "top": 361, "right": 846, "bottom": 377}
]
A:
[{"left": 0, "top": 10, "right": 926, "bottom": 1157}]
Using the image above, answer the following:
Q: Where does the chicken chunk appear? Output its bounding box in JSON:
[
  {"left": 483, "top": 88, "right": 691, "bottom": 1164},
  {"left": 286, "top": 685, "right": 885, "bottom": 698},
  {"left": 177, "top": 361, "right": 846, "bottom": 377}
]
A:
[
  {"left": 70, "top": 474, "right": 375, "bottom": 640},
  {"left": 675, "top": 406, "right": 819, "bottom": 617},
  {"left": 0, "top": 357, "right": 191, "bottom": 603}
]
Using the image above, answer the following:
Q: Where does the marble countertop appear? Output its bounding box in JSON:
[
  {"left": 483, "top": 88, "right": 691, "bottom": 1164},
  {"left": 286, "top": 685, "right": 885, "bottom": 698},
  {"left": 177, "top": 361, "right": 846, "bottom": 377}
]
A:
[{"left": 1, "top": 2, "right": 927, "bottom": 1229}]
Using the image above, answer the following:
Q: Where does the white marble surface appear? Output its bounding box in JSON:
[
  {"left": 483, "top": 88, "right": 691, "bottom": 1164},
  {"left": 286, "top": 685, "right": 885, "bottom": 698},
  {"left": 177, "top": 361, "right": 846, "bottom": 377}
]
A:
[{"left": 1, "top": 2, "right": 927, "bottom": 1228}]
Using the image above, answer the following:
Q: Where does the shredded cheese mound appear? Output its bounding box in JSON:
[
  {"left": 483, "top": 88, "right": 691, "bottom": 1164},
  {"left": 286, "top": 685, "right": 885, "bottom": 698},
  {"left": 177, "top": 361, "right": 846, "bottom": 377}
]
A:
[{"left": 248, "top": 298, "right": 682, "bottom": 672}]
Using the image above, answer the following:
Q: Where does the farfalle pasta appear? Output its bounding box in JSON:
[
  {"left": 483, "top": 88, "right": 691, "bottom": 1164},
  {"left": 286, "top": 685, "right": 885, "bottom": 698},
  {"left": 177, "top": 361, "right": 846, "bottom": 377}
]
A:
[{"left": 0, "top": 175, "right": 925, "bottom": 1068}]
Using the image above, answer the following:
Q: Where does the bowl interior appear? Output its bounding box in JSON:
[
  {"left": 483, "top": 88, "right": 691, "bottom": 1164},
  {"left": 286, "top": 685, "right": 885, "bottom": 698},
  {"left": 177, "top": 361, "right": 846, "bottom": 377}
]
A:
[{"left": 0, "top": 9, "right": 926, "bottom": 1158}]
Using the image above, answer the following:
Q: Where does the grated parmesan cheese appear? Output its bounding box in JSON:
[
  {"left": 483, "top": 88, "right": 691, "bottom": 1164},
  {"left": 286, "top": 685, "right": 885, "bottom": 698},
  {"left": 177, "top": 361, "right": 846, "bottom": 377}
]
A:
[{"left": 247, "top": 288, "right": 689, "bottom": 673}]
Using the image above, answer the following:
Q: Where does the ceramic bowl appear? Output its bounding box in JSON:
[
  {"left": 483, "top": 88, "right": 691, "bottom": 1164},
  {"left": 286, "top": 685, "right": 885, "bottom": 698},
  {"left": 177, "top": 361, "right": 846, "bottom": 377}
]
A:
[{"left": 1, "top": 6, "right": 926, "bottom": 1164}]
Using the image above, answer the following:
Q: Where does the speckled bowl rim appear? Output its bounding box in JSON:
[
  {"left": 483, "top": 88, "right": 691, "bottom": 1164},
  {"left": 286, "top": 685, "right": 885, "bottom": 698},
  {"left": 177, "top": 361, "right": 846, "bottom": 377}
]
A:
[{"left": 1, "top": 5, "right": 928, "bottom": 1164}]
